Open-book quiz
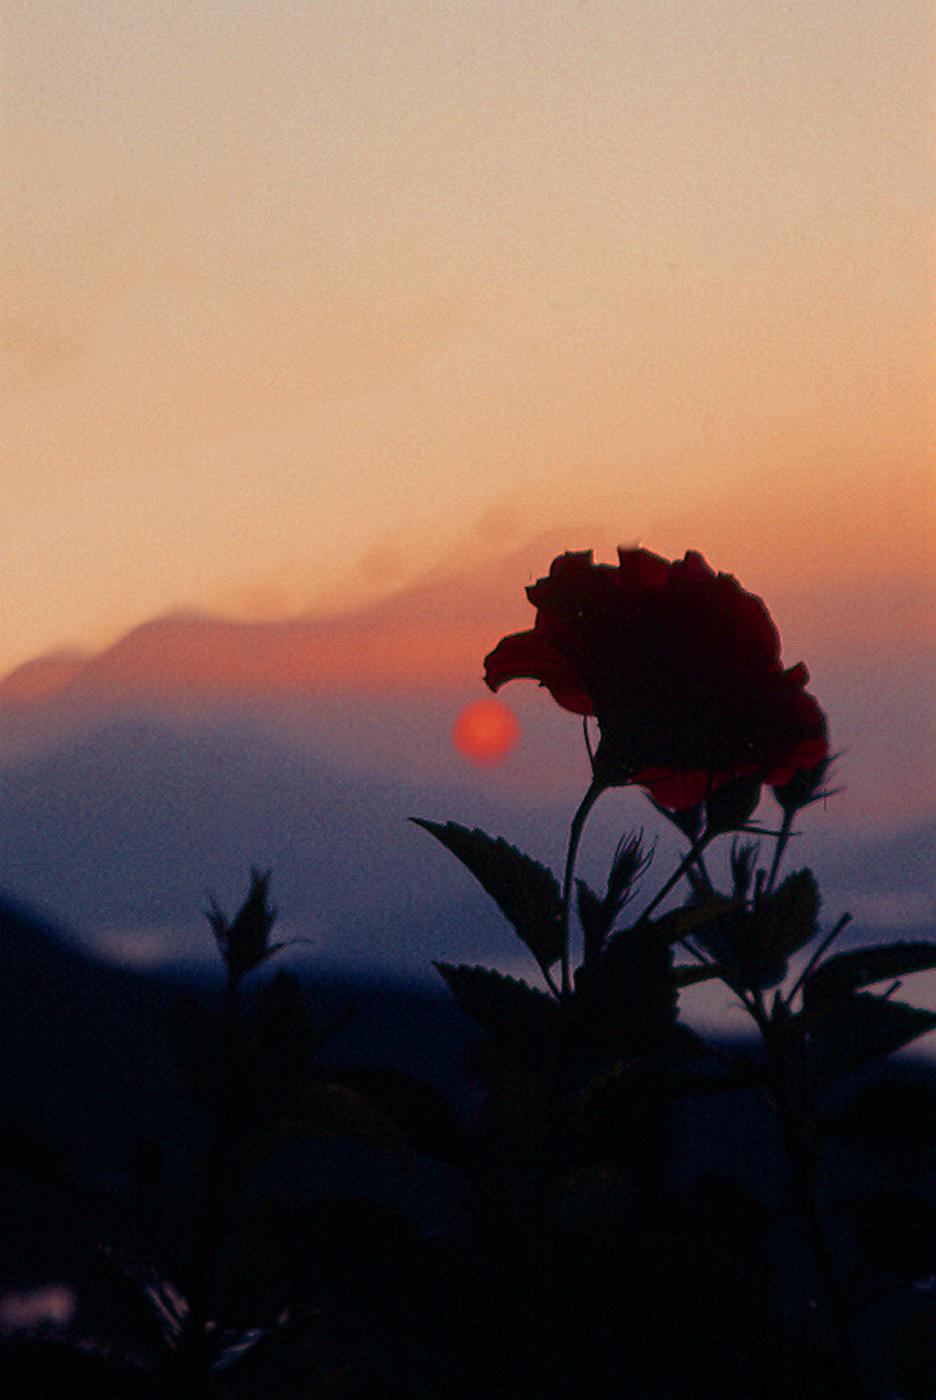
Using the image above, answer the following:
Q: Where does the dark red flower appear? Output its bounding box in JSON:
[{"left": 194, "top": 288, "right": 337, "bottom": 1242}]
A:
[{"left": 483, "top": 548, "right": 828, "bottom": 810}]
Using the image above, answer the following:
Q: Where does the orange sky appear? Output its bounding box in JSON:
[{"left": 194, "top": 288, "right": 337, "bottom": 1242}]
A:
[{"left": 1, "top": 0, "right": 933, "bottom": 679}]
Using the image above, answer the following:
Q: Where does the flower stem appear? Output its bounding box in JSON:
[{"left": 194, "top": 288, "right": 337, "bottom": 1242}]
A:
[
  {"left": 636, "top": 833, "right": 713, "bottom": 927},
  {"left": 783, "top": 913, "right": 852, "bottom": 1009},
  {"left": 179, "top": 969, "right": 243, "bottom": 1392},
  {"left": 693, "top": 848, "right": 715, "bottom": 893},
  {"left": 755, "top": 1005, "right": 863, "bottom": 1388},
  {"left": 560, "top": 780, "right": 604, "bottom": 997},
  {"left": 766, "top": 809, "right": 794, "bottom": 893}
]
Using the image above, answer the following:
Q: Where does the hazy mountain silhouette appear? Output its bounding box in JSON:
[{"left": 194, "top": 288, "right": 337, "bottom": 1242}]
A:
[
  {"left": 0, "top": 529, "right": 605, "bottom": 719},
  {"left": 0, "top": 706, "right": 932, "bottom": 982},
  {"left": 0, "top": 712, "right": 581, "bottom": 976},
  {"left": 1, "top": 527, "right": 931, "bottom": 982}
]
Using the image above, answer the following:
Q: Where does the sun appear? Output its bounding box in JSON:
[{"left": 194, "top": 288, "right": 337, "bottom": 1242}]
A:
[{"left": 452, "top": 699, "right": 520, "bottom": 766}]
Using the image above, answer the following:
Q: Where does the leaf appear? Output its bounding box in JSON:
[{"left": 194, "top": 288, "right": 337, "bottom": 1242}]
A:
[
  {"left": 772, "top": 755, "right": 837, "bottom": 816},
  {"left": 804, "top": 993, "right": 936, "bottom": 1079},
  {"left": 433, "top": 962, "right": 559, "bottom": 1045},
  {"left": 327, "top": 1065, "right": 466, "bottom": 1163},
  {"left": 891, "top": 1306, "right": 936, "bottom": 1400},
  {"left": 577, "top": 879, "right": 609, "bottom": 962},
  {"left": 213, "top": 1320, "right": 284, "bottom": 1374},
  {"left": 413, "top": 819, "right": 563, "bottom": 971},
  {"left": 758, "top": 869, "right": 820, "bottom": 964},
  {"left": 683, "top": 1173, "right": 771, "bottom": 1258},
  {"left": 651, "top": 896, "right": 734, "bottom": 945},
  {"left": 804, "top": 941, "right": 936, "bottom": 1014},
  {"left": 848, "top": 1188, "right": 936, "bottom": 1281},
  {"left": 673, "top": 962, "right": 724, "bottom": 988},
  {"left": 703, "top": 775, "right": 762, "bottom": 833},
  {"left": 829, "top": 1079, "right": 936, "bottom": 1166},
  {"left": 574, "top": 1060, "right": 667, "bottom": 1166},
  {"left": 265, "top": 1081, "right": 410, "bottom": 1157},
  {"left": 573, "top": 928, "right": 677, "bottom": 1057},
  {"left": 695, "top": 873, "right": 819, "bottom": 991}
]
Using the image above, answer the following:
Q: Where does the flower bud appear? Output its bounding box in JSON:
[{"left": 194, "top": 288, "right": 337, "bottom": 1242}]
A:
[
  {"left": 772, "top": 755, "right": 835, "bottom": 816},
  {"left": 704, "top": 775, "right": 762, "bottom": 834},
  {"left": 206, "top": 868, "right": 279, "bottom": 980}
]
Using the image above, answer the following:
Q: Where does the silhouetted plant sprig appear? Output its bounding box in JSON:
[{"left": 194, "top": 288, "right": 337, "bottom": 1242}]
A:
[
  {"left": 16, "top": 548, "right": 936, "bottom": 1400},
  {"left": 163, "top": 871, "right": 454, "bottom": 1397},
  {"left": 411, "top": 545, "right": 936, "bottom": 1397}
]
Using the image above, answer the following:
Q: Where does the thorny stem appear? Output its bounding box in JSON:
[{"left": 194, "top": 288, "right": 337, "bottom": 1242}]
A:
[{"left": 560, "top": 780, "right": 604, "bottom": 997}]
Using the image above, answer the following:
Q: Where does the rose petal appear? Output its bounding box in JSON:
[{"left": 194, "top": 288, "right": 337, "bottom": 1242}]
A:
[
  {"left": 632, "top": 768, "right": 711, "bottom": 810},
  {"left": 483, "top": 630, "right": 594, "bottom": 715},
  {"left": 615, "top": 546, "right": 670, "bottom": 592}
]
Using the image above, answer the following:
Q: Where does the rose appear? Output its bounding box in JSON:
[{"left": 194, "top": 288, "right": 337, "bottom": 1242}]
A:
[{"left": 483, "top": 548, "right": 828, "bottom": 810}]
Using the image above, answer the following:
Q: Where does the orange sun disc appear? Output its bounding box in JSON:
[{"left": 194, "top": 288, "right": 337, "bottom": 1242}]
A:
[{"left": 452, "top": 699, "right": 520, "bottom": 766}]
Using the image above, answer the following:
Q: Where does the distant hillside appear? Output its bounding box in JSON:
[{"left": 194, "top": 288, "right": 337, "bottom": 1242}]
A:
[
  {"left": 0, "top": 890, "right": 478, "bottom": 1295},
  {"left": 0, "top": 890, "right": 473, "bottom": 1179},
  {"left": 0, "top": 528, "right": 603, "bottom": 717}
]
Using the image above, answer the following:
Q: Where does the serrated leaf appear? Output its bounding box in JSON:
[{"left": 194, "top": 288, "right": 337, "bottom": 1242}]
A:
[
  {"left": 413, "top": 819, "right": 563, "bottom": 970},
  {"left": 849, "top": 1188, "right": 936, "bottom": 1281},
  {"left": 684, "top": 1173, "right": 771, "bottom": 1256},
  {"left": 668, "top": 1052, "right": 765, "bottom": 1096},
  {"left": 573, "top": 929, "right": 676, "bottom": 1057},
  {"left": 266, "top": 1081, "right": 410, "bottom": 1157},
  {"left": 759, "top": 869, "right": 820, "bottom": 962},
  {"left": 804, "top": 941, "right": 936, "bottom": 1013},
  {"left": 574, "top": 1061, "right": 667, "bottom": 1167},
  {"left": 892, "top": 1307, "right": 936, "bottom": 1400},
  {"left": 830, "top": 1079, "right": 936, "bottom": 1165},
  {"left": 433, "top": 961, "right": 558, "bottom": 1044},
  {"left": 804, "top": 993, "right": 936, "bottom": 1079},
  {"left": 576, "top": 879, "right": 608, "bottom": 961},
  {"left": 327, "top": 1065, "right": 465, "bottom": 1163},
  {"left": 673, "top": 962, "right": 724, "bottom": 988},
  {"left": 651, "top": 897, "right": 735, "bottom": 945},
  {"left": 695, "top": 874, "right": 819, "bottom": 992}
]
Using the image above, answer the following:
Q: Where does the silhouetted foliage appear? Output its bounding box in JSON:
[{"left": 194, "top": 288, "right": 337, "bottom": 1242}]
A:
[{"left": 5, "top": 547, "right": 934, "bottom": 1398}]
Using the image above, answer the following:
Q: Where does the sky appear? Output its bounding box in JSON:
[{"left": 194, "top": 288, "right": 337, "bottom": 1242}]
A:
[
  {"left": 0, "top": 1, "right": 933, "bottom": 987},
  {"left": 2, "top": 0, "right": 933, "bottom": 680}
]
